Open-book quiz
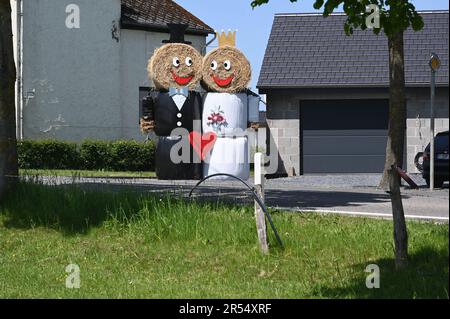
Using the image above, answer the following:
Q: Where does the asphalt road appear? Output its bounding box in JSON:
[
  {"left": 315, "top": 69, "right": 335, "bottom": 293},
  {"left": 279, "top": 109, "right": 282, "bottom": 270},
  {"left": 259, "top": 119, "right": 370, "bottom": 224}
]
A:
[{"left": 32, "top": 174, "right": 449, "bottom": 222}]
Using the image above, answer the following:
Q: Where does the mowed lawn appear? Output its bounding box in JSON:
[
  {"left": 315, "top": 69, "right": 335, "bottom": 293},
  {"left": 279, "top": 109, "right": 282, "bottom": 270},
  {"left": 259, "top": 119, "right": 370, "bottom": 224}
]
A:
[
  {"left": 19, "top": 169, "right": 157, "bottom": 178},
  {"left": 0, "top": 182, "right": 448, "bottom": 299}
]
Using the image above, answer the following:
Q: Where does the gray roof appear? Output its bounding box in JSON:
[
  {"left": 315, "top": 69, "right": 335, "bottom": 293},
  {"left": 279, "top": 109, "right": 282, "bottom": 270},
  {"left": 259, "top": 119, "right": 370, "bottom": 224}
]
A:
[
  {"left": 258, "top": 11, "right": 449, "bottom": 90},
  {"left": 121, "top": 0, "right": 214, "bottom": 36}
]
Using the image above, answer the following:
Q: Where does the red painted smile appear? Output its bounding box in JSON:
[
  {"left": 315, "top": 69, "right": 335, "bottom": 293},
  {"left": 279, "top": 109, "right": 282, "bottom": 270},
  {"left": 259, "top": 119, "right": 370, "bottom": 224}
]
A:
[
  {"left": 212, "top": 74, "right": 234, "bottom": 87},
  {"left": 172, "top": 71, "right": 193, "bottom": 86}
]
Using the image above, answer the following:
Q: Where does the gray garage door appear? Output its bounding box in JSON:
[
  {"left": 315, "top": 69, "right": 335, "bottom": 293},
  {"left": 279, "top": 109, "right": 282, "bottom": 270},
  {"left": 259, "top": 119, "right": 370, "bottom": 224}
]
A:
[{"left": 301, "top": 99, "right": 389, "bottom": 174}]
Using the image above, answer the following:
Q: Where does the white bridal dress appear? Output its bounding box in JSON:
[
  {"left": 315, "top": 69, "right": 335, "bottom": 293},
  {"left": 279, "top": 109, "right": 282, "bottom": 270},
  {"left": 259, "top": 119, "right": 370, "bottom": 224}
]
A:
[{"left": 202, "top": 92, "right": 259, "bottom": 180}]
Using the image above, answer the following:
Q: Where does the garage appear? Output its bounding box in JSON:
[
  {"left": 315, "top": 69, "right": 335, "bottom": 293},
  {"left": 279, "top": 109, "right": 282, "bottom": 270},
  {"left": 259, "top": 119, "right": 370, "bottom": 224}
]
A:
[{"left": 300, "top": 99, "right": 389, "bottom": 174}]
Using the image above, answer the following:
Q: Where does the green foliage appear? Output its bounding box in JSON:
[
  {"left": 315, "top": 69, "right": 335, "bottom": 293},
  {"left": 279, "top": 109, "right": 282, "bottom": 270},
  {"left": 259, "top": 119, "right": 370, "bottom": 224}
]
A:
[
  {"left": 18, "top": 140, "right": 80, "bottom": 169},
  {"left": 79, "top": 140, "right": 112, "bottom": 170},
  {"left": 250, "top": 0, "right": 424, "bottom": 36},
  {"left": 109, "top": 140, "right": 155, "bottom": 172},
  {"left": 18, "top": 139, "right": 155, "bottom": 172}
]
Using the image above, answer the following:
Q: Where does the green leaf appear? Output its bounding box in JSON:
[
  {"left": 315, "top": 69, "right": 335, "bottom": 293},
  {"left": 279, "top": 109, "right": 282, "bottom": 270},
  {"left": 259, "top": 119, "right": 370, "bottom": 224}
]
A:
[
  {"left": 313, "top": 0, "right": 324, "bottom": 10},
  {"left": 250, "top": 0, "right": 425, "bottom": 36},
  {"left": 411, "top": 14, "right": 424, "bottom": 31},
  {"left": 344, "top": 22, "right": 352, "bottom": 36}
]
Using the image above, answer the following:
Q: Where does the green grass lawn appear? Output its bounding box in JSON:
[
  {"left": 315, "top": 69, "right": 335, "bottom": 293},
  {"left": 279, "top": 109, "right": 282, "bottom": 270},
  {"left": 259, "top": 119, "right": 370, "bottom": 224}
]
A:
[
  {"left": 20, "top": 169, "right": 157, "bottom": 178},
  {"left": 0, "top": 181, "right": 448, "bottom": 298},
  {"left": 20, "top": 169, "right": 254, "bottom": 178}
]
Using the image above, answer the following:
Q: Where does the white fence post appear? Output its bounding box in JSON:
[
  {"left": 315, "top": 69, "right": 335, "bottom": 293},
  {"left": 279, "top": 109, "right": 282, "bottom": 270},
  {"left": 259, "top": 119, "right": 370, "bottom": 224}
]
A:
[{"left": 254, "top": 152, "right": 268, "bottom": 254}]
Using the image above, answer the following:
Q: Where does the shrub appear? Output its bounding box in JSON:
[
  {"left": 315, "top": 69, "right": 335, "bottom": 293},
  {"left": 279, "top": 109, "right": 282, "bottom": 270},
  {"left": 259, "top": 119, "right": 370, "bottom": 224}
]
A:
[
  {"left": 18, "top": 139, "right": 155, "bottom": 172},
  {"left": 17, "top": 140, "right": 37, "bottom": 169},
  {"left": 79, "top": 140, "right": 112, "bottom": 170},
  {"left": 110, "top": 140, "right": 155, "bottom": 171},
  {"left": 18, "top": 139, "right": 80, "bottom": 169}
]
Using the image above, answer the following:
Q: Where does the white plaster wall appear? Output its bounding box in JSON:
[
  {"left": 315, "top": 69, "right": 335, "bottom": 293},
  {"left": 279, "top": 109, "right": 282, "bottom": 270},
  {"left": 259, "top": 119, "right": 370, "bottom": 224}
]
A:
[
  {"left": 22, "top": 0, "right": 123, "bottom": 141},
  {"left": 20, "top": 0, "right": 207, "bottom": 142}
]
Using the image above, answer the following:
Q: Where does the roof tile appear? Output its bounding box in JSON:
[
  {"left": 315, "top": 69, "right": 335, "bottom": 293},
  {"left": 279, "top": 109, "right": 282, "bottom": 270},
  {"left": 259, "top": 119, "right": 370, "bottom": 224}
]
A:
[
  {"left": 258, "top": 11, "right": 449, "bottom": 88},
  {"left": 121, "top": 0, "right": 214, "bottom": 35}
]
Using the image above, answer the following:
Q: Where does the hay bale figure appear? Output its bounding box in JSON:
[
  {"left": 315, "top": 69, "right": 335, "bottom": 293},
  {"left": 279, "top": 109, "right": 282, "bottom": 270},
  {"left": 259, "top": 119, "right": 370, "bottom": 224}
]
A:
[
  {"left": 140, "top": 24, "right": 203, "bottom": 180},
  {"left": 201, "top": 31, "right": 260, "bottom": 180}
]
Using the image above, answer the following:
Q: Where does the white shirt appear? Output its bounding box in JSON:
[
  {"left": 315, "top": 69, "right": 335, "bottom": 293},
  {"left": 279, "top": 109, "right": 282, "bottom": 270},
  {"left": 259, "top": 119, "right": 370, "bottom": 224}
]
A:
[{"left": 171, "top": 94, "right": 187, "bottom": 111}]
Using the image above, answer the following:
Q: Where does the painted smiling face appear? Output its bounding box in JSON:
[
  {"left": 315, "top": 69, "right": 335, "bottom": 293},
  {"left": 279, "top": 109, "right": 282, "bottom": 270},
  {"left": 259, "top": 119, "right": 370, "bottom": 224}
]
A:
[
  {"left": 202, "top": 46, "right": 251, "bottom": 93},
  {"left": 148, "top": 43, "right": 202, "bottom": 90}
]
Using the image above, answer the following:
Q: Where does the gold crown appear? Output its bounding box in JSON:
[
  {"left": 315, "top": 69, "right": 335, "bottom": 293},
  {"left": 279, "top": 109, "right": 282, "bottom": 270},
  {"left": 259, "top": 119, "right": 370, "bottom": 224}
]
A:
[{"left": 217, "top": 30, "right": 236, "bottom": 47}]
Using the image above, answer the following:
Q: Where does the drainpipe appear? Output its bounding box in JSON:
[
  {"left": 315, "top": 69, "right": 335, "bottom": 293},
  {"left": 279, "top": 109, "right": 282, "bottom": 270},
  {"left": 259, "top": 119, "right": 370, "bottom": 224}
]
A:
[
  {"left": 201, "top": 32, "right": 216, "bottom": 55},
  {"left": 16, "top": 0, "right": 23, "bottom": 140}
]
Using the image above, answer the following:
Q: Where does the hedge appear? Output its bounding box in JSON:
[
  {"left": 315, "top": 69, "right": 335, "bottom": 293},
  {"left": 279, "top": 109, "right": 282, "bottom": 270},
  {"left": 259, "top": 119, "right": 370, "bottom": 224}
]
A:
[
  {"left": 18, "top": 139, "right": 155, "bottom": 171},
  {"left": 79, "top": 140, "right": 113, "bottom": 170},
  {"left": 18, "top": 140, "right": 80, "bottom": 169}
]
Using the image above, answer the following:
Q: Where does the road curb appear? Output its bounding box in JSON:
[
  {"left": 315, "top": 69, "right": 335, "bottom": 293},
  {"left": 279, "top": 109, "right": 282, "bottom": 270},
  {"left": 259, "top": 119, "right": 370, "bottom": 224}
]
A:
[{"left": 274, "top": 206, "right": 449, "bottom": 223}]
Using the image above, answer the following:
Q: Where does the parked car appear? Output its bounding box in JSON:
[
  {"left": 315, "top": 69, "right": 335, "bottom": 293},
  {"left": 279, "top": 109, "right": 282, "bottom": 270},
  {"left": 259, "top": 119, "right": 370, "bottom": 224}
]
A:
[{"left": 422, "top": 131, "right": 449, "bottom": 188}]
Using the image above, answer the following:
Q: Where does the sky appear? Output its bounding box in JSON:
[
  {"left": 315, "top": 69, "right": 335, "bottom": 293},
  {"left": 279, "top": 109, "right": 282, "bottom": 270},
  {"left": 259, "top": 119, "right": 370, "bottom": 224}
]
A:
[{"left": 176, "top": 0, "right": 449, "bottom": 92}]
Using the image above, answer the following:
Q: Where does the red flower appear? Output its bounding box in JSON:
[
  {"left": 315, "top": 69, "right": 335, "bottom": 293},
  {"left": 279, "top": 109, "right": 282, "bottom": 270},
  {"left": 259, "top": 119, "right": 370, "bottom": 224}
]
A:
[{"left": 207, "top": 108, "right": 227, "bottom": 130}]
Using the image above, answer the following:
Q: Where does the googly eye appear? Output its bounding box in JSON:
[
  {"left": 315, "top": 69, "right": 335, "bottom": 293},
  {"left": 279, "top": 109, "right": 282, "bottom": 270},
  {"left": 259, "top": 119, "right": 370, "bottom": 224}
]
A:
[
  {"left": 185, "top": 57, "right": 193, "bottom": 67},
  {"left": 210, "top": 60, "right": 218, "bottom": 71},
  {"left": 172, "top": 57, "right": 180, "bottom": 67},
  {"left": 224, "top": 60, "right": 232, "bottom": 71}
]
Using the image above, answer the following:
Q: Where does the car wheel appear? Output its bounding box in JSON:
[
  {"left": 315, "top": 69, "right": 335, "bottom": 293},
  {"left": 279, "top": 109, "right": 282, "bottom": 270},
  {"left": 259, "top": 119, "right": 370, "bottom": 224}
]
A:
[{"left": 414, "top": 152, "right": 424, "bottom": 172}]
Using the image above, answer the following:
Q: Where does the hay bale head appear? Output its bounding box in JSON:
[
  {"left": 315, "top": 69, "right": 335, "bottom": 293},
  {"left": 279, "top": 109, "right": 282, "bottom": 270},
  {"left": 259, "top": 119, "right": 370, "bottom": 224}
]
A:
[
  {"left": 202, "top": 46, "right": 251, "bottom": 93},
  {"left": 148, "top": 43, "right": 202, "bottom": 90}
]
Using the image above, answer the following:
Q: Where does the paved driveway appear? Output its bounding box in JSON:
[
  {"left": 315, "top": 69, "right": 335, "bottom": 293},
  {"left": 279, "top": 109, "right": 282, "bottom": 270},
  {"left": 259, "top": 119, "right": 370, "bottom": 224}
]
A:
[
  {"left": 33, "top": 174, "right": 449, "bottom": 222},
  {"left": 261, "top": 174, "right": 449, "bottom": 221}
]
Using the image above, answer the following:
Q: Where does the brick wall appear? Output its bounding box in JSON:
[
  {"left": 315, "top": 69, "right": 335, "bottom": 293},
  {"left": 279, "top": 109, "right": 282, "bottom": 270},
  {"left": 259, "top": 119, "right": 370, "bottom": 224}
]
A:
[
  {"left": 406, "top": 87, "right": 449, "bottom": 172},
  {"left": 266, "top": 94, "right": 300, "bottom": 176}
]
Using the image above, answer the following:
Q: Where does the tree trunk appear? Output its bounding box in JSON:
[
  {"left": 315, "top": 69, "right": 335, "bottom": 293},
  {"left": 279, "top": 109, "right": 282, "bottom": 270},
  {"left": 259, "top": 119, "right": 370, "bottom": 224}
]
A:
[
  {"left": 388, "top": 166, "right": 408, "bottom": 269},
  {"left": 379, "top": 31, "right": 407, "bottom": 190},
  {"left": 0, "top": 1, "right": 18, "bottom": 200},
  {"left": 379, "top": 31, "right": 409, "bottom": 268}
]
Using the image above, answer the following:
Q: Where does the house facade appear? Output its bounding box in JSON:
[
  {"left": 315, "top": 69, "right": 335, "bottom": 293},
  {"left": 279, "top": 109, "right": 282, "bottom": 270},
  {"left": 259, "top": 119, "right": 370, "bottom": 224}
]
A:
[
  {"left": 258, "top": 11, "right": 449, "bottom": 175},
  {"left": 11, "top": 0, "right": 213, "bottom": 142}
]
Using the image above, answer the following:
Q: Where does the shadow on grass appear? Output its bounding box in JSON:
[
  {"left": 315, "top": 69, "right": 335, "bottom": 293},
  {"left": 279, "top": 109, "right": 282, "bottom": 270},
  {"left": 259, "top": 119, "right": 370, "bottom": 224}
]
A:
[
  {"left": 316, "top": 246, "right": 449, "bottom": 299},
  {"left": 1, "top": 181, "right": 249, "bottom": 237},
  {"left": 1, "top": 181, "right": 162, "bottom": 235},
  {"left": 75, "top": 181, "right": 402, "bottom": 211}
]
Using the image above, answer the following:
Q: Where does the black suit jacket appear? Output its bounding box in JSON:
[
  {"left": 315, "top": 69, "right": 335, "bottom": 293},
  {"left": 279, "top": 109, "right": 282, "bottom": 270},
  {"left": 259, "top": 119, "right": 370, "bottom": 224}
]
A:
[{"left": 142, "top": 89, "right": 202, "bottom": 136}]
